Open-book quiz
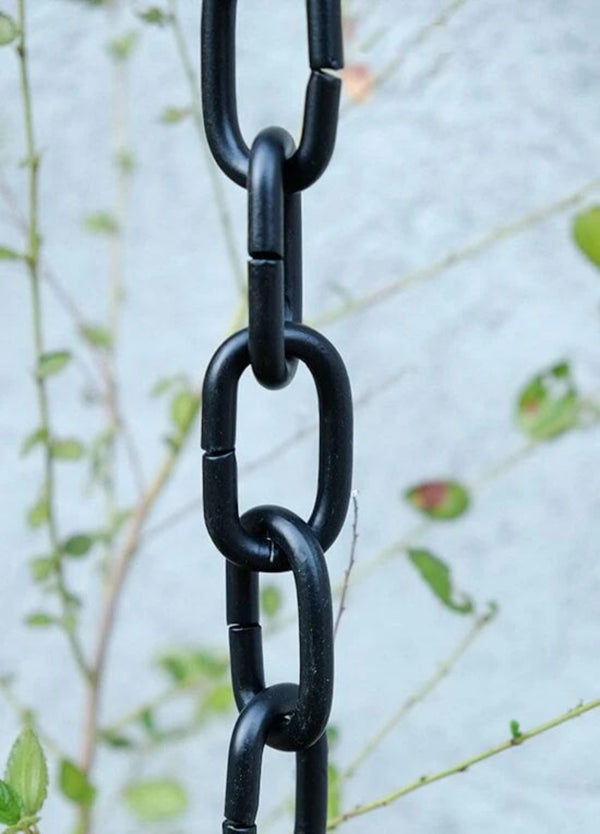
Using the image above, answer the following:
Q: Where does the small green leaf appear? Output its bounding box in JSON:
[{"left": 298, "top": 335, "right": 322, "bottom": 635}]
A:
[
  {"left": 407, "top": 549, "right": 473, "bottom": 614},
  {"left": 99, "top": 730, "right": 133, "bottom": 749},
  {"left": 261, "top": 584, "right": 283, "bottom": 619},
  {"left": 5, "top": 729, "right": 48, "bottom": 816},
  {"left": 51, "top": 439, "right": 85, "bottom": 461},
  {"left": 59, "top": 760, "right": 96, "bottom": 808},
  {"left": 405, "top": 480, "right": 470, "bottom": 520},
  {"left": 20, "top": 428, "right": 48, "bottom": 457},
  {"left": 326, "top": 725, "right": 340, "bottom": 749},
  {"left": 139, "top": 7, "right": 170, "bottom": 24},
  {"left": 159, "top": 106, "right": 192, "bottom": 124},
  {"left": 509, "top": 719, "right": 522, "bottom": 740},
  {"left": 157, "top": 648, "right": 228, "bottom": 685},
  {"left": 573, "top": 206, "right": 600, "bottom": 269},
  {"left": 62, "top": 534, "right": 93, "bottom": 557},
  {"left": 199, "top": 683, "right": 234, "bottom": 717},
  {"left": 116, "top": 149, "right": 136, "bottom": 174},
  {"left": 27, "top": 494, "right": 49, "bottom": 529},
  {"left": 517, "top": 362, "right": 579, "bottom": 441},
  {"left": 107, "top": 31, "right": 138, "bottom": 62},
  {"left": 83, "top": 211, "right": 118, "bottom": 235},
  {"left": 25, "top": 612, "right": 56, "bottom": 628},
  {"left": 0, "top": 12, "right": 19, "bottom": 46},
  {"left": 170, "top": 389, "right": 199, "bottom": 434},
  {"left": 80, "top": 323, "right": 113, "bottom": 350},
  {"left": 123, "top": 779, "right": 188, "bottom": 822},
  {"left": 0, "top": 245, "right": 23, "bottom": 260},
  {"left": 0, "top": 780, "right": 22, "bottom": 825},
  {"left": 327, "top": 764, "right": 341, "bottom": 820},
  {"left": 37, "top": 351, "right": 71, "bottom": 378},
  {"left": 29, "top": 556, "right": 56, "bottom": 582}
]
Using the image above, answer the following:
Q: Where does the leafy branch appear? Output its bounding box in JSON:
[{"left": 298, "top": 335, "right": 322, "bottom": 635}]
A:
[
  {"left": 14, "top": 0, "right": 90, "bottom": 680},
  {"left": 327, "top": 697, "right": 600, "bottom": 829}
]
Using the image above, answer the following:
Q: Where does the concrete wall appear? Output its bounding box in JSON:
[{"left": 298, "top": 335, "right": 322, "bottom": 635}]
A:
[{"left": 1, "top": 0, "right": 599, "bottom": 831}]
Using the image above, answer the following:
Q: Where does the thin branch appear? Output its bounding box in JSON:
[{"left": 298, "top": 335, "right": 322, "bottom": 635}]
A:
[
  {"left": 342, "top": 603, "right": 497, "bottom": 780},
  {"left": 341, "top": 0, "right": 469, "bottom": 116},
  {"left": 78, "top": 295, "right": 246, "bottom": 781},
  {"left": 314, "top": 177, "right": 600, "bottom": 327},
  {"left": 334, "top": 492, "right": 359, "bottom": 638},
  {"left": 327, "top": 696, "right": 600, "bottom": 829},
  {"left": 168, "top": 0, "right": 245, "bottom": 293},
  {"left": 16, "top": 0, "right": 90, "bottom": 681}
]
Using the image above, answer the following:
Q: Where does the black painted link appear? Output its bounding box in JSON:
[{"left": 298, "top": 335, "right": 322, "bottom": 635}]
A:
[
  {"left": 202, "top": 325, "right": 353, "bottom": 572},
  {"left": 227, "top": 507, "right": 333, "bottom": 750},
  {"left": 200, "top": 1, "right": 348, "bottom": 830},
  {"left": 201, "top": 0, "right": 343, "bottom": 189},
  {"left": 248, "top": 127, "right": 301, "bottom": 388}
]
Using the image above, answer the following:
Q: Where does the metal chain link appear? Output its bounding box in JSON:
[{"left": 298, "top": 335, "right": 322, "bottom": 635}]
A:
[{"left": 200, "top": 3, "right": 352, "bottom": 831}]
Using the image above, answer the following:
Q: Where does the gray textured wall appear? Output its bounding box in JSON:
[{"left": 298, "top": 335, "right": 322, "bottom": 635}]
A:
[{"left": 1, "top": 0, "right": 600, "bottom": 832}]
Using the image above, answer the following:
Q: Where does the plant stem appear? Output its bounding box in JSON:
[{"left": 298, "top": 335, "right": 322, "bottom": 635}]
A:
[
  {"left": 327, "top": 696, "right": 600, "bottom": 829},
  {"left": 342, "top": 603, "right": 497, "bottom": 781},
  {"left": 314, "top": 177, "right": 600, "bottom": 327},
  {"left": 77, "top": 296, "right": 246, "bottom": 823},
  {"left": 16, "top": 0, "right": 90, "bottom": 681},
  {"left": 168, "top": 0, "right": 245, "bottom": 293}
]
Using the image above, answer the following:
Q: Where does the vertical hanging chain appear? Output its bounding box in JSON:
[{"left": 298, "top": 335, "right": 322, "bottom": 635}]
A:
[{"left": 200, "top": 3, "right": 352, "bottom": 832}]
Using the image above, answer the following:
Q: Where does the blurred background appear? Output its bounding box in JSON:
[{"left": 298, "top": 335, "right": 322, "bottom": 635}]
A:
[{"left": 1, "top": 0, "right": 600, "bottom": 832}]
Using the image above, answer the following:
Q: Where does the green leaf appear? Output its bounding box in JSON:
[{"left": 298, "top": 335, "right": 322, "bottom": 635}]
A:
[
  {"left": 59, "top": 760, "right": 96, "bottom": 808},
  {"left": 0, "top": 12, "right": 19, "bottom": 46},
  {"left": 5, "top": 729, "right": 48, "bottom": 816},
  {"left": 83, "top": 211, "right": 118, "bottom": 235},
  {"left": 199, "top": 683, "right": 234, "bottom": 717},
  {"left": 157, "top": 648, "right": 228, "bottom": 686},
  {"left": 51, "top": 439, "right": 85, "bottom": 461},
  {"left": 260, "top": 584, "right": 283, "bottom": 618},
  {"left": 509, "top": 719, "right": 522, "bottom": 740},
  {"left": 326, "top": 724, "right": 340, "bottom": 749},
  {"left": 159, "top": 106, "right": 192, "bottom": 124},
  {"left": 80, "top": 323, "right": 113, "bottom": 350},
  {"left": 0, "top": 780, "right": 22, "bottom": 826},
  {"left": 29, "top": 556, "right": 56, "bottom": 582},
  {"left": 99, "top": 730, "right": 133, "bottom": 749},
  {"left": 407, "top": 549, "right": 473, "bottom": 615},
  {"left": 107, "top": 31, "right": 138, "bottom": 62},
  {"left": 405, "top": 480, "right": 470, "bottom": 520},
  {"left": 327, "top": 764, "right": 341, "bottom": 820},
  {"left": 170, "top": 390, "right": 199, "bottom": 434},
  {"left": 116, "top": 149, "right": 136, "bottom": 174},
  {"left": 123, "top": 779, "right": 188, "bottom": 822},
  {"left": 62, "top": 534, "right": 93, "bottom": 558},
  {"left": 37, "top": 351, "right": 71, "bottom": 379},
  {"left": 20, "top": 428, "right": 48, "bottom": 457},
  {"left": 517, "top": 362, "right": 579, "bottom": 441},
  {"left": 25, "top": 612, "right": 56, "bottom": 628},
  {"left": 573, "top": 206, "right": 600, "bottom": 268},
  {"left": 0, "top": 245, "right": 23, "bottom": 260},
  {"left": 27, "top": 494, "right": 49, "bottom": 529},
  {"left": 139, "top": 7, "right": 170, "bottom": 24}
]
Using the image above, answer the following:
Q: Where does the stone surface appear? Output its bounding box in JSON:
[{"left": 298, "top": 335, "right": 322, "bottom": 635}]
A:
[{"left": 0, "top": 0, "right": 599, "bottom": 831}]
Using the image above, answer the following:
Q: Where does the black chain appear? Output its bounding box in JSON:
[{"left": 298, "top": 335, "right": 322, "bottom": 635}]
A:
[{"left": 200, "top": 3, "right": 352, "bottom": 832}]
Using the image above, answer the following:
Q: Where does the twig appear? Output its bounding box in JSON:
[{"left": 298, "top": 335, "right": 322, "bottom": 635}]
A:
[
  {"left": 342, "top": 603, "right": 497, "bottom": 780},
  {"left": 16, "top": 0, "right": 90, "bottom": 681},
  {"left": 327, "top": 696, "right": 600, "bottom": 828},
  {"left": 314, "top": 177, "right": 600, "bottom": 327},
  {"left": 334, "top": 492, "right": 359, "bottom": 638},
  {"left": 168, "top": 0, "right": 245, "bottom": 293},
  {"left": 78, "top": 295, "right": 246, "bottom": 783}
]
